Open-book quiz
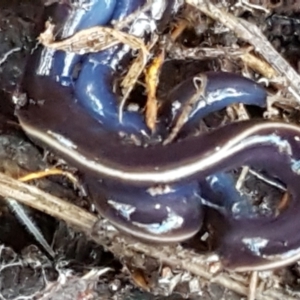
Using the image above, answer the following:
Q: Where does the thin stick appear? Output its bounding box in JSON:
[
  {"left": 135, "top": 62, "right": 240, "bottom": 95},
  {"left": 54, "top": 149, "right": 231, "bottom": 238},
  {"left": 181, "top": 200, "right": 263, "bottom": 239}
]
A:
[
  {"left": 0, "top": 172, "right": 96, "bottom": 231},
  {"left": 248, "top": 271, "right": 258, "bottom": 300}
]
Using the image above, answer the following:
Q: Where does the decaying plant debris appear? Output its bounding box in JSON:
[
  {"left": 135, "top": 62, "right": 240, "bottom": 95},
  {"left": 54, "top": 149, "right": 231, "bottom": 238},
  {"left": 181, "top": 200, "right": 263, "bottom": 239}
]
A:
[{"left": 2, "top": 0, "right": 300, "bottom": 299}]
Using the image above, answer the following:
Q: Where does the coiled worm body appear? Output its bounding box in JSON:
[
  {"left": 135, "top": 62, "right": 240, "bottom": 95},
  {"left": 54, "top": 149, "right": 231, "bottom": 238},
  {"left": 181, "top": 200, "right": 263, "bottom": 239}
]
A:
[{"left": 17, "top": 0, "right": 300, "bottom": 271}]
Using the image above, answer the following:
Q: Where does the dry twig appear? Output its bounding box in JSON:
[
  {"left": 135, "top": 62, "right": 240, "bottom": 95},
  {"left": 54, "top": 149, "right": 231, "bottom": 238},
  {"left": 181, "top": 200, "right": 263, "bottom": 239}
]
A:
[
  {"left": 163, "top": 73, "right": 208, "bottom": 144},
  {"left": 39, "top": 21, "right": 148, "bottom": 63},
  {"left": 167, "top": 43, "right": 277, "bottom": 80}
]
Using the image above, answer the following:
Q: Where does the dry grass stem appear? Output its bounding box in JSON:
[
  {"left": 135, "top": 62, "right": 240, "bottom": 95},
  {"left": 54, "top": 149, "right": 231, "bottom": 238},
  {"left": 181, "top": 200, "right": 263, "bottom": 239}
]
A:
[{"left": 39, "top": 21, "right": 148, "bottom": 62}]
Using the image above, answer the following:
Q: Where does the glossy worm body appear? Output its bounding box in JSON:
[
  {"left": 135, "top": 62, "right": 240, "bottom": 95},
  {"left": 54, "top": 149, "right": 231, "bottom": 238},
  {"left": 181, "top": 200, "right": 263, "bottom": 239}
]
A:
[{"left": 16, "top": 0, "right": 300, "bottom": 272}]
